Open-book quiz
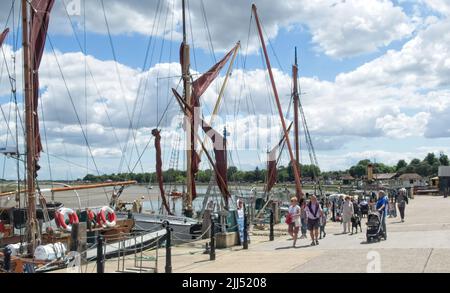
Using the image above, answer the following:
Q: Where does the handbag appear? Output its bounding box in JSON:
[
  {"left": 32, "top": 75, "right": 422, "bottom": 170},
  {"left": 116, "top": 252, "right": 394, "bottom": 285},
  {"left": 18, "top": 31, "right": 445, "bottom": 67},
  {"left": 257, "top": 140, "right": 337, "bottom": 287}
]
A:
[{"left": 285, "top": 213, "right": 293, "bottom": 225}]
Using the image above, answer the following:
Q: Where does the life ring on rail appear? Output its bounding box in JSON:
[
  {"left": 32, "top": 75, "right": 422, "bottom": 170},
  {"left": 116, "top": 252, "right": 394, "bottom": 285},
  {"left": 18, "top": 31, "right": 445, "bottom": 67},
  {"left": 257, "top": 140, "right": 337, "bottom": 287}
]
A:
[
  {"left": 97, "top": 206, "right": 117, "bottom": 228},
  {"left": 55, "top": 208, "right": 79, "bottom": 232},
  {"left": 170, "top": 191, "right": 183, "bottom": 198}
]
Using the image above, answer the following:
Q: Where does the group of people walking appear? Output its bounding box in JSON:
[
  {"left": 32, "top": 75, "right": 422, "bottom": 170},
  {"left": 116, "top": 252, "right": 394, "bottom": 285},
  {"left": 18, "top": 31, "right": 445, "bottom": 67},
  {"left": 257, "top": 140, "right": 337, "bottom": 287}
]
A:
[
  {"left": 287, "top": 195, "right": 328, "bottom": 247},
  {"left": 287, "top": 188, "right": 410, "bottom": 247}
]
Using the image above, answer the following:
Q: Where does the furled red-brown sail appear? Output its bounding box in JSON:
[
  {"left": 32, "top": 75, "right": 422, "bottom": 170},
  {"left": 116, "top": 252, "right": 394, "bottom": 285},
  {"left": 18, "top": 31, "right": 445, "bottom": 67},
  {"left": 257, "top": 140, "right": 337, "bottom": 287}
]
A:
[
  {"left": 0, "top": 28, "right": 9, "bottom": 48},
  {"left": 172, "top": 88, "right": 200, "bottom": 200},
  {"left": 266, "top": 146, "right": 278, "bottom": 193},
  {"left": 152, "top": 129, "right": 173, "bottom": 215},
  {"left": 191, "top": 44, "right": 237, "bottom": 105},
  {"left": 30, "top": 0, "right": 55, "bottom": 162},
  {"left": 200, "top": 120, "right": 230, "bottom": 208},
  {"left": 175, "top": 44, "right": 237, "bottom": 202}
]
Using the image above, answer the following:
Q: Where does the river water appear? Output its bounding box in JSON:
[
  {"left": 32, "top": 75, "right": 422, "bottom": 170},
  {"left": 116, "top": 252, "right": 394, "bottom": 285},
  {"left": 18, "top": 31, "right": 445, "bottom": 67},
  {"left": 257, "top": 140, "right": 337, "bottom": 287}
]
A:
[{"left": 1, "top": 184, "right": 313, "bottom": 216}]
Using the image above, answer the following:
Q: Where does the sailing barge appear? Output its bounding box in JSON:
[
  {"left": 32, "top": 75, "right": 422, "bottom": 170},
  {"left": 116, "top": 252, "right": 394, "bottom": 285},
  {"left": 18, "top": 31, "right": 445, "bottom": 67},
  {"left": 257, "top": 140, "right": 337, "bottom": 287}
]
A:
[
  {"left": 0, "top": 0, "right": 167, "bottom": 273},
  {"left": 0, "top": 0, "right": 325, "bottom": 273}
]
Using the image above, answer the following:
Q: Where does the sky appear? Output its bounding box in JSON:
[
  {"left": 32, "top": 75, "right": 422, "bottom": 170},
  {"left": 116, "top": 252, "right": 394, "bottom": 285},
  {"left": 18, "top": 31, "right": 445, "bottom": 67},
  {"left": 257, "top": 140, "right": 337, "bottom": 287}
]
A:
[{"left": 1, "top": 0, "right": 450, "bottom": 181}]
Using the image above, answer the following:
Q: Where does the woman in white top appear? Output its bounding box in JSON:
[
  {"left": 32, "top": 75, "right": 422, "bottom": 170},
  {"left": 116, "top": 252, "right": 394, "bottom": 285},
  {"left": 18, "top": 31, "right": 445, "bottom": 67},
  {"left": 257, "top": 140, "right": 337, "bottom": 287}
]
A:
[
  {"left": 288, "top": 197, "right": 301, "bottom": 247},
  {"left": 342, "top": 196, "right": 354, "bottom": 234},
  {"left": 305, "top": 195, "right": 323, "bottom": 246}
]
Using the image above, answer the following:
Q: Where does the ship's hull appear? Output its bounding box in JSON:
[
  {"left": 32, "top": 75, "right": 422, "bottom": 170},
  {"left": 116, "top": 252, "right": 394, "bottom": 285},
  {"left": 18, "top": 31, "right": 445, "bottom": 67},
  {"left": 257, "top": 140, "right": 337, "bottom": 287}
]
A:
[{"left": 128, "top": 213, "right": 203, "bottom": 244}]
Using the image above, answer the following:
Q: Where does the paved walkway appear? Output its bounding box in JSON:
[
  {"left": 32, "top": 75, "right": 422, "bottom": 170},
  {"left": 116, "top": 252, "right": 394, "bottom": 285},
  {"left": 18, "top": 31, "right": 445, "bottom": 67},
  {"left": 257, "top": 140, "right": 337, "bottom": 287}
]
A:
[
  {"left": 58, "top": 195, "right": 450, "bottom": 273},
  {"left": 167, "top": 195, "right": 450, "bottom": 273}
]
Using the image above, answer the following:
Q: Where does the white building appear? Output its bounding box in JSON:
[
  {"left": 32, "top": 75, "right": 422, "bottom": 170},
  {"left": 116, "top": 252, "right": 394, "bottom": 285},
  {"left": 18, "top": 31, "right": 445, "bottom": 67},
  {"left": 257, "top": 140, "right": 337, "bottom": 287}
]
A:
[{"left": 398, "top": 173, "right": 426, "bottom": 188}]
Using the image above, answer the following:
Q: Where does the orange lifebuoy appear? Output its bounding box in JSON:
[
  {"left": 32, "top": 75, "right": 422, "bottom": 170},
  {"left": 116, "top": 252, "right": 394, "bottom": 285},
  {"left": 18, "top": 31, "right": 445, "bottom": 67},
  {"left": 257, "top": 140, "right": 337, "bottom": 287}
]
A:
[{"left": 55, "top": 208, "right": 79, "bottom": 232}]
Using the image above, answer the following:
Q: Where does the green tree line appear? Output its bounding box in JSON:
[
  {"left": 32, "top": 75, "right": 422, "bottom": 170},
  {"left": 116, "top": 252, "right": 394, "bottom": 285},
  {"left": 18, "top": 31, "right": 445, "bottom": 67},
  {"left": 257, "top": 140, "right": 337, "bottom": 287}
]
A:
[
  {"left": 82, "top": 163, "right": 321, "bottom": 184},
  {"left": 322, "top": 152, "right": 449, "bottom": 180},
  {"left": 82, "top": 152, "right": 449, "bottom": 184}
]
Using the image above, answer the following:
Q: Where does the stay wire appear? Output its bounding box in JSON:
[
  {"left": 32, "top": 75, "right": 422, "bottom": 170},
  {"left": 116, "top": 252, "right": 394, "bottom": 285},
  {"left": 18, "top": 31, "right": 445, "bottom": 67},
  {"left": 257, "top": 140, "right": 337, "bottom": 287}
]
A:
[
  {"left": 100, "top": 0, "right": 143, "bottom": 176},
  {"left": 187, "top": 0, "right": 198, "bottom": 71},
  {"left": 60, "top": 0, "right": 133, "bottom": 174},
  {"left": 120, "top": 0, "right": 163, "bottom": 174},
  {"left": 200, "top": 0, "right": 216, "bottom": 63},
  {"left": 46, "top": 34, "right": 110, "bottom": 201}
]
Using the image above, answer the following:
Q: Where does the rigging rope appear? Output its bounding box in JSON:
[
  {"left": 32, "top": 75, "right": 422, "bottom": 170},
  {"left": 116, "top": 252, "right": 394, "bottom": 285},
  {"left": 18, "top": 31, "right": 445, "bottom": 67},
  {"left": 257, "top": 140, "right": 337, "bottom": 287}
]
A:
[
  {"left": 200, "top": 0, "right": 216, "bottom": 64},
  {"left": 186, "top": 0, "right": 198, "bottom": 71},
  {"left": 39, "top": 91, "right": 53, "bottom": 188},
  {"left": 118, "top": 0, "right": 163, "bottom": 177},
  {"left": 60, "top": 0, "right": 134, "bottom": 174},
  {"left": 46, "top": 34, "right": 110, "bottom": 201},
  {"left": 100, "top": 0, "right": 144, "bottom": 177}
]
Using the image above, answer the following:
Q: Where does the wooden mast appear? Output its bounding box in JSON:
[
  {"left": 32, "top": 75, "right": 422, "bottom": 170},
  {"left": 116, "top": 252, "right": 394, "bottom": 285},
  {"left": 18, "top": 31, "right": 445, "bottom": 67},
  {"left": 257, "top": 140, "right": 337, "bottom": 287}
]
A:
[
  {"left": 22, "top": 0, "right": 39, "bottom": 254},
  {"left": 252, "top": 4, "right": 303, "bottom": 200},
  {"left": 293, "top": 48, "right": 301, "bottom": 178},
  {"left": 182, "top": 0, "right": 194, "bottom": 217}
]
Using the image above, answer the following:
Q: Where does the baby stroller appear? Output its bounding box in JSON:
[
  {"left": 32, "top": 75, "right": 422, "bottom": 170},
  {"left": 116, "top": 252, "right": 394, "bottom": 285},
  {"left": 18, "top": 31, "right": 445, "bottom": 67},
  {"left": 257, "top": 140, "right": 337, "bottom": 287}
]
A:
[{"left": 366, "top": 211, "right": 386, "bottom": 243}]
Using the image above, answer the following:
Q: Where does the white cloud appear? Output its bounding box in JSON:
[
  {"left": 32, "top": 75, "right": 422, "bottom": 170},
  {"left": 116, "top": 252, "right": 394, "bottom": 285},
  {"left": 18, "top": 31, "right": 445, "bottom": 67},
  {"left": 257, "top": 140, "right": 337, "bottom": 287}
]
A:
[
  {"left": 3, "top": 0, "right": 450, "bottom": 179},
  {"left": 336, "top": 19, "right": 450, "bottom": 90},
  {"left": 375, "top": 112, "right": 430, "bottom": 138},
  {"left": 425, "top": 104, "right": 450, "bottom": 138},
  {"left": 299, "top": 0, "right": 415, "bottom": 58},
  {"left": 0, "top": 0, "right": 416, "bottom": 59},
  {"left": 422, "top": 0, "right": 450, "bottom": 17}
]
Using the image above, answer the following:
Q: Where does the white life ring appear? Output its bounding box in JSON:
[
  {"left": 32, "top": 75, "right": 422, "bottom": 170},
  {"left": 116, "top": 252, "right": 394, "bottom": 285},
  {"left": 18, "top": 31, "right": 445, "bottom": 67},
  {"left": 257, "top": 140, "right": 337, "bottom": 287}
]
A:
[
  {"left": 55, "top": 208, "right": 79, "bottom": 232},
  {"left": 97, "top": 206, "right": 117, "bottom": 228}
]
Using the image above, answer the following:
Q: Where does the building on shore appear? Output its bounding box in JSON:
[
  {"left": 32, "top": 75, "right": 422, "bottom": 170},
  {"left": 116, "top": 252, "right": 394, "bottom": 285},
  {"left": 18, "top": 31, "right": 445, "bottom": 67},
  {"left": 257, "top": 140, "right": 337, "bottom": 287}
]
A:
[
  {"left": 373, "top": 173, "right": 399, "bottom": 186},
  {"left": 398, "top": 173, "right": 426, "bottom": 189},
  {"left": 341, "top": 175, "right": 355, "bottom": 186}
]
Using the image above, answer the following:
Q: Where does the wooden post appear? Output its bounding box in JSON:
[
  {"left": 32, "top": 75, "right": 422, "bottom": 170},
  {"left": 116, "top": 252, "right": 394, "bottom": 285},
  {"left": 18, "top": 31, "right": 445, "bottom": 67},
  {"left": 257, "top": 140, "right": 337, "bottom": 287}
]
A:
[
  {"left": 70, "top": 223, "right": 80, "bottom": 252},
  {"left": 210, "top": 215, "right": 216, "bottom": 261},
  {"left": 269, "top": 209, "right": 274, "bottom": 241},
  {"left": 243, "top": 213, "right": 249, "bottom": 250},
  {"left": 165, "top": 224, "right": 172, "bottom": 273},
  {"left": 202, "top": 209, "right": 212, "bottom": 239},
  {"left": 96, "top": 235, "right": 104, "bottom": 273},
  {"left": 78, "top": 222, "right": 87, "bottom": 264}
]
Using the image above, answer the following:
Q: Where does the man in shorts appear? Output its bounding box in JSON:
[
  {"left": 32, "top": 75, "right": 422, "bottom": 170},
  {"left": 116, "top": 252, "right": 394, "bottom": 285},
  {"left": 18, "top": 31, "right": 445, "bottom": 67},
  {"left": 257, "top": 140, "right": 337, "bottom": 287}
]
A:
[{"left": 305, "top": 195, "right": 324, "bottom": 246}]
